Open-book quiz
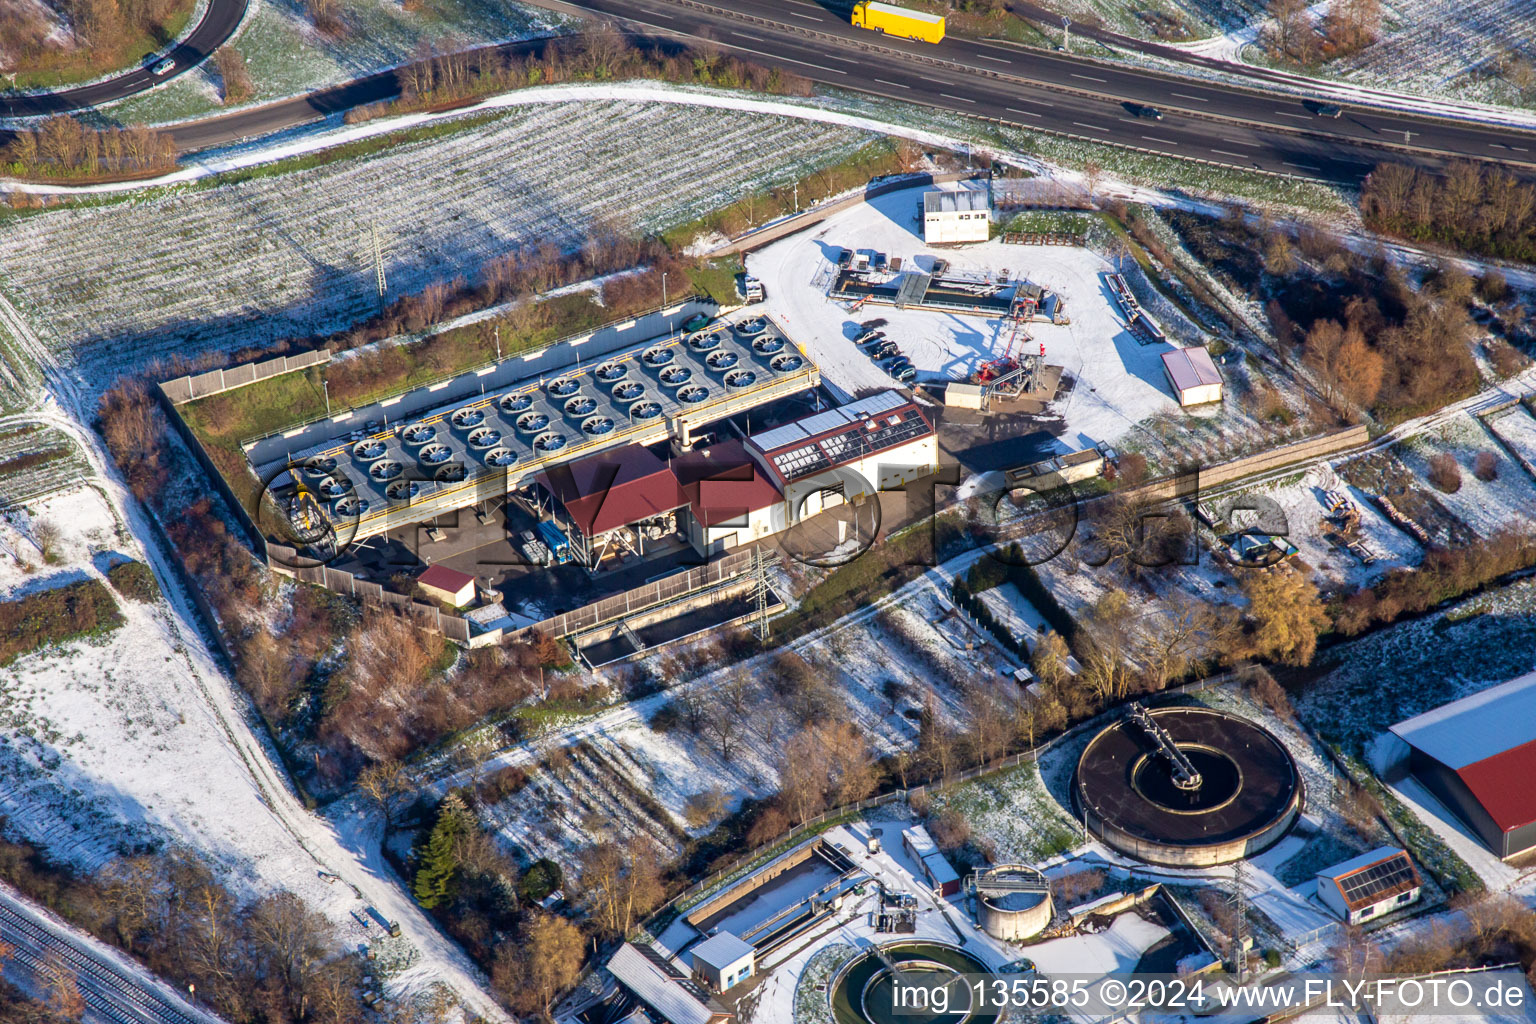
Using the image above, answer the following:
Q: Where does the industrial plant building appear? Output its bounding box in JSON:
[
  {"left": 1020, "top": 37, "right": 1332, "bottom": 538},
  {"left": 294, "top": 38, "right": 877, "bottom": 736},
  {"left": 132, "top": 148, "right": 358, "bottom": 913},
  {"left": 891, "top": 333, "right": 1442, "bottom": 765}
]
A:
[
  {"left": 1315, "top": 848, "right": 1421, "bottom": 924},
  {"left": 922, "top": 189, "right": 991, "bottom": 244},
  {"left": 1389, "top": 673, "right": 1536, "bottom": 860}
]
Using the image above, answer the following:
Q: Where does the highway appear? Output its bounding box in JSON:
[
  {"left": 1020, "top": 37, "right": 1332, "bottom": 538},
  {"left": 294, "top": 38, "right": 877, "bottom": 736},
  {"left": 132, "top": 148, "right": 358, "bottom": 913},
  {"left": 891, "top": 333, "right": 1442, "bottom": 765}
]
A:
[
  {"left": 0, "top": 883, "right": 225, "bottom": 1024},
  {"left": 531, "top": 0, "right": 1536, "bottom": 185},
  {"left": 0, "top": 0, "right": 250, "bottom": 118},
  {"left": 4, "top": 0, "right": 1533, "bottom": 184}
]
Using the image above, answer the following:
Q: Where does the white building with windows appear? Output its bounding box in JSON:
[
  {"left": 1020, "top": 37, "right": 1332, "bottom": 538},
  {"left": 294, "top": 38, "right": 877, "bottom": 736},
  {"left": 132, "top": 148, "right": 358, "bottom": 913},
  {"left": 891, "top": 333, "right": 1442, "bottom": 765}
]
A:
[
  {"left": 745, "top": 391, "right": 938, "bottom": 521},
  {"left": 1316, "top": 848, "right": 1421, "bottom": 924},
  {"left": 922, "top": 189, "right": 990, "bottom": 244}
]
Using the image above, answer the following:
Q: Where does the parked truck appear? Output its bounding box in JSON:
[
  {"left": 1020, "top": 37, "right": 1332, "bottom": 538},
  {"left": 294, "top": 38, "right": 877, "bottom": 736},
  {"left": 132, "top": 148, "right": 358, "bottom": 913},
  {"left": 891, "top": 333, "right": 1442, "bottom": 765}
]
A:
[{"left": 850, "top": 1, "right": 945, "bottom": 43}]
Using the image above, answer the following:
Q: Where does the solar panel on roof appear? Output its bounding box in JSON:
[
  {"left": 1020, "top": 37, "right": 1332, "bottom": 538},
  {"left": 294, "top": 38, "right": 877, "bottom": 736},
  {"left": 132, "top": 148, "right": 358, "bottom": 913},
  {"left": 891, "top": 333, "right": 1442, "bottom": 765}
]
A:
[
  {"left": 751, "top": 422, "right": 810, "bottom": 452},
  {"left": 844, "top": 390, "right": 905, "bottom": 417},
  {"left": 1339, "top": 854, "right": 1417, "bottom": 905},
  {"left": 797, "top": 410, "right": 851, "bottom": 437}
]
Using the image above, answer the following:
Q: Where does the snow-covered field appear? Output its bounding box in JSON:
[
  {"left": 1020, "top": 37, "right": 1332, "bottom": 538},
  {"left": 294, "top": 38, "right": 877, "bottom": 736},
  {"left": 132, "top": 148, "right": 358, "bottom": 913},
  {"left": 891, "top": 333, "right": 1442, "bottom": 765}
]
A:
[
  {"left": 0, "top": 99, "right": 875, "bottom": 385},
  {"left": 748, "top": 183, "right": 1204, "bottom": 448},
  {"left": 103, "top": 0, "right": 566, "bottom": 125},
  {"left": 479, "top": 572, "right": 1014, "bottom": 874},
  {"left": 0, "top": 487, "right": 345, "bottom": 904},
  {"left": 1315, "top": 0, "right": 1536, "bottom": 109},
  {"left": 1395, "top": 412, "right": 1536, "bottom": 539}
]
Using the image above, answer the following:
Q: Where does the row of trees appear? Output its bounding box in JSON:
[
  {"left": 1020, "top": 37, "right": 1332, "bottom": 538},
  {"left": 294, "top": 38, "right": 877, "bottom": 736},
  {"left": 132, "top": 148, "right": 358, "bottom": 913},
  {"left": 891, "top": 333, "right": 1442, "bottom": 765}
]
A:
[
  {"left": 3, "top": 116, "right": 175, "bottom": 179},
  {"left": 388, "top": 32, "right": 813, "bottom": 115},
  {"left": 1362, "top": 161, "right": 1536, "bottom": 263},
  {"left": 1265, "top": 0, "right": 1380, "bottom": 64}
]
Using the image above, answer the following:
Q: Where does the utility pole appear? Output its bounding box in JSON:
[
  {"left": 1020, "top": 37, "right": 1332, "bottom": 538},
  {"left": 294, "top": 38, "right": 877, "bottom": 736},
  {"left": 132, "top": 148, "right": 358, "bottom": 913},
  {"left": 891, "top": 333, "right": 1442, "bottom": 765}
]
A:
[
  {"left": 752, "top": 546, "right": 771, "bottom": 642},
  {"left": 1062, "top": 14, "right": 1072, "bottom": 52},
  {"left": 1227, "top": 861, "right": 1250, "bottom": 984},
  {"left": 370, "top": 222, "right": 387, "bottom": 310}
]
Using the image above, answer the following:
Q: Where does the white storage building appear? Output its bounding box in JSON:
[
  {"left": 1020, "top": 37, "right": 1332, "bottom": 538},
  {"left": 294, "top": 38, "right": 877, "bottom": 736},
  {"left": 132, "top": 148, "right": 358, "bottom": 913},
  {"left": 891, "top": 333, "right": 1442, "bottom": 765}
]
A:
[
  {"left": 1161, "top": 346, "right": 1224, "bottom": 407},
  {"left": 922, "top": 189, "right": 990, "bottom": 244}
]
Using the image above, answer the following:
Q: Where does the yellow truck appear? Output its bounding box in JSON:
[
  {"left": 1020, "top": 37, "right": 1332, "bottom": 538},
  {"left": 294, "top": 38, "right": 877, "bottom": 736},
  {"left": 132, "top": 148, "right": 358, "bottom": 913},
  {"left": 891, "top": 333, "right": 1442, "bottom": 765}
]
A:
[{"left": 850, "top": 1, "right": 946, "bottom": 43}]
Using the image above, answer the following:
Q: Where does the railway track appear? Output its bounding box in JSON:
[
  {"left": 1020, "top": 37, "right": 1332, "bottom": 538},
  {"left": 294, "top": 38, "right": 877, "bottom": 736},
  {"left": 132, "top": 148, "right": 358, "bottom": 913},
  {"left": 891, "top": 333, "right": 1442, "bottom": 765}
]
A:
[{"left": 0, "top": 889, "right": 220, "bottom": 1024}]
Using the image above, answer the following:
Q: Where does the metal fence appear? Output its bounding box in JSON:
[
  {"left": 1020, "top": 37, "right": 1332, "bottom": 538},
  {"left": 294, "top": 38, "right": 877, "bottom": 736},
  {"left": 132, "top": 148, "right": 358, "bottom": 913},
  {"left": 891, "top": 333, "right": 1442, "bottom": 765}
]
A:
[
  {"left": 510, "top": 549, "right": 759, "bottom": 642},
  {"left": 266, "top": 543, "right": 473, "bottom": 643}
]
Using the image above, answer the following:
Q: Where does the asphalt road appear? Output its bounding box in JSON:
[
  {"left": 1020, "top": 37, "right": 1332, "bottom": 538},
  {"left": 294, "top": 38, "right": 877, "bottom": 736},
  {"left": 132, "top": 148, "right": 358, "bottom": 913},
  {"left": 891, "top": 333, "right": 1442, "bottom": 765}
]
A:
[
  {"left": 0, "top": 0, "right": 250, "bottom": 118},
  {"left": 535, "top": 0, "right": 1536, "bottom": 185}
]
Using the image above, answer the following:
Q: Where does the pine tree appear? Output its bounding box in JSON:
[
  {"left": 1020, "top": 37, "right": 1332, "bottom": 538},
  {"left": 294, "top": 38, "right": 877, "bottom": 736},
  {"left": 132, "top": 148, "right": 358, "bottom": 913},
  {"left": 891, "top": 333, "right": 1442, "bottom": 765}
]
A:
[{"left": 413, "top": 793, "right": 471, "bottom": 909}]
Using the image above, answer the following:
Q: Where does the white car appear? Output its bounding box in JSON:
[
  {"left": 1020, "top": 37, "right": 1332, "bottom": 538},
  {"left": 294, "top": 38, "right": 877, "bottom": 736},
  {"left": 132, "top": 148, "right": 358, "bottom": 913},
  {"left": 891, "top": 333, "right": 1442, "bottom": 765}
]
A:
[{"left": 151, "top": 58, "right": 177, "bottom": 76}]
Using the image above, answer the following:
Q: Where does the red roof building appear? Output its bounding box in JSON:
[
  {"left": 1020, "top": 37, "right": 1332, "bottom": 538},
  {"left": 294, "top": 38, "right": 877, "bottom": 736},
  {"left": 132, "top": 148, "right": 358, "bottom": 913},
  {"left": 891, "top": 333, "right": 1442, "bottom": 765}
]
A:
[
  {"left": 417, "top": 564, "right": 477, "bottom": 607},
  {"left": 535, "top": 445, "right": 687, "bottom": 566},
  {"left": 672, "top": 440, "right": 782, "bottom": 526},
  {"left": 1389, "top": 672, "right": 1536, "bottom": 860}
]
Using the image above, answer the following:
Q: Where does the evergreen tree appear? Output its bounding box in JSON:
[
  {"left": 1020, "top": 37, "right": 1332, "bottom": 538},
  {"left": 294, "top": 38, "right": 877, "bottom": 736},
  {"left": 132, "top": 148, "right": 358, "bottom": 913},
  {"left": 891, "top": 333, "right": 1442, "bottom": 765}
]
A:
[{"left": 413, "top": 793, "right": 471, "bottom": 909}]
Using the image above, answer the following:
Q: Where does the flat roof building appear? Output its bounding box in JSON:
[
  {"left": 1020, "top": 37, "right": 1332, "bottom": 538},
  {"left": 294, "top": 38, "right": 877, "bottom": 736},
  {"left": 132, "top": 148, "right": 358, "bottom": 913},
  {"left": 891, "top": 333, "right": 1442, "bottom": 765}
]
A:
[
  {"left": 1161, "top": 347, "right": 1223, "bottom": 407},
  {"left": 901, "top": 824, "right": 961, "bottom": 898},
  {"left": 1316, "top": 847, "right": 1421, "bottom": 924},
  {"left": 922, "top": 189, "right": 990, "bottom": 245},
  {"left": 1389, "top": 673, "right": 1536, "bottom": 860},
  {"left": 746, "top": 391, "right": 937, "bottom": 519},
  {"left": 689, "top": 932, "right": 756, "bottom": 994},
  {"left": 608, "top": 943, "right": 733, "bottom": 1024}
]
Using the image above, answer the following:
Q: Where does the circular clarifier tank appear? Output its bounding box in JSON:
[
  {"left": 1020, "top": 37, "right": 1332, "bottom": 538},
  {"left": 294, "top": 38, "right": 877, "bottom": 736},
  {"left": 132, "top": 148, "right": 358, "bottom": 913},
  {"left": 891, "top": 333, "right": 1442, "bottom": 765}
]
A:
[{"left": 1074, "top": 706, "right": 1303, "bottom": 867}]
